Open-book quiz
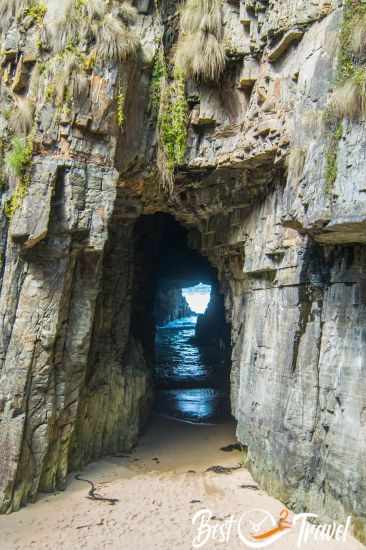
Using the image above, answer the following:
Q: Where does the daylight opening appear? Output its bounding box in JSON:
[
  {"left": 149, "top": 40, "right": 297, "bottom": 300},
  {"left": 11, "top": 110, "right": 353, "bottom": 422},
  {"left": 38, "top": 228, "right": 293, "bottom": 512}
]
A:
[
  {"left": 182, "top": 283, "right": 211, "bottom": 315},
  {"left": 132, "top": 213, "right": 232, "bottom": 425}
]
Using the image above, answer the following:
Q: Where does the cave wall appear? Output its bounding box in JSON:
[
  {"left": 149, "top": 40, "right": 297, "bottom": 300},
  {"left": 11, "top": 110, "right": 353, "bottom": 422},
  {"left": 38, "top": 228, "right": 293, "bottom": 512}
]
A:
[
  {"left": 0, "top": 0, "right": 366, "bottom": 543},
  {"left": 154, "top": 287, "right": 192, "bottom": 326},
  {"left": 0, "top": 3, "right": 160, "bottom": 510}
]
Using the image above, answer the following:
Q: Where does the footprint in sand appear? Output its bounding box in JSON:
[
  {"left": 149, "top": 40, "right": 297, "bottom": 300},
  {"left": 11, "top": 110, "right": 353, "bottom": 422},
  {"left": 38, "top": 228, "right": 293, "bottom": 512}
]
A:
[{"left": 203, "top": 477, "right": 225, "bottom": 497}]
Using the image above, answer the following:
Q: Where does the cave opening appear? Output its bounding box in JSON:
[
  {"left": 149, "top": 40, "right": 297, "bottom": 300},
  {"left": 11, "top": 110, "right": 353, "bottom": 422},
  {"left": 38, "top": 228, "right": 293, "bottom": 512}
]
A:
[{"left": 132, "top": 213, "right": 232, "bottom": 425}]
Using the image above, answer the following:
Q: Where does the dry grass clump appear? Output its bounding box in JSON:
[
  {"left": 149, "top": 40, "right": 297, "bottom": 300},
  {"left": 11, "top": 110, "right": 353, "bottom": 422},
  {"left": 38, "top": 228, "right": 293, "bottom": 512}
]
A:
[
  {"left": 117, "top": 0, "right": 138, "bottom": 24},
  {"left": 49, "top": 0, "right": 83, "bottom": 53},
  {"left": 331, "top": 75, "right": 366, "bottom": 120},
  {"left": 175, "top": 0, "right": 225, "bottom": 81},
  {"left": 48, "top": 0, "right": 138, "bottom": 62},
  {"left": 95, "top": 13, "right": 138, "bottom": 63},
  {"left": 28, "top": 62, "right": 41, "bottom": 99},
  {"left": 350, "top": 15, "right": 366, "bottom": 56},
  {"left": 9, "top": 96, "right": 35, "bottom": 135},
  {"left": 301, "top": 109, "right": 325, "bottom": 133},
  {"left": 332, "top": 1, "right": 366, "bottom": 121}
]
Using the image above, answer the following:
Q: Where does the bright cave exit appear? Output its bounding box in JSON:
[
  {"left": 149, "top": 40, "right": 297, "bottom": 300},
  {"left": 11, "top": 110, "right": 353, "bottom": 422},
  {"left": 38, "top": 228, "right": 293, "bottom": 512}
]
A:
[
  {"left": 183, "top": 283, "right": 212, "bottom": 314},
  {"left": 132, "top": 213, "right": 231, "bottom": 425}
]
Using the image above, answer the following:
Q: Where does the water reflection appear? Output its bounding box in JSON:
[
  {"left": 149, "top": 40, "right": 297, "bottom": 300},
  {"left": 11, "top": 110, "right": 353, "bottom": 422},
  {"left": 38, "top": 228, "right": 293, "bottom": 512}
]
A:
[{"left": 154, "top": 316, "right": 230, "bottom": 424}]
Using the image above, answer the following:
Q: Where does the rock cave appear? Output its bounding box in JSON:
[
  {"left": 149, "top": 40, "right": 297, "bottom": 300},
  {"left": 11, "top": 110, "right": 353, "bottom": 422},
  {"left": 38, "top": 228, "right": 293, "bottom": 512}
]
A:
[{"left": 133, "top": 213, "right": 231, "bottom": 423}]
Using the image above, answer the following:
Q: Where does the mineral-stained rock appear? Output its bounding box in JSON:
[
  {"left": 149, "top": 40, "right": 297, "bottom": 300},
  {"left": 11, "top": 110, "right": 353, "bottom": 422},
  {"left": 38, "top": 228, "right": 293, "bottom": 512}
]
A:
[{"left": 11, "top": 56, "right": 28, "bottom": 93}]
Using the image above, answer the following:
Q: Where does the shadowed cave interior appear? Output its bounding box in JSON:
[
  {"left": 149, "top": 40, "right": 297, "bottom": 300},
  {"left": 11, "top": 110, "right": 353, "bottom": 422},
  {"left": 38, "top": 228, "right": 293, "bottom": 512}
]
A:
[{"left": 132, "top": 213, "right": 232, "bottom": 424}]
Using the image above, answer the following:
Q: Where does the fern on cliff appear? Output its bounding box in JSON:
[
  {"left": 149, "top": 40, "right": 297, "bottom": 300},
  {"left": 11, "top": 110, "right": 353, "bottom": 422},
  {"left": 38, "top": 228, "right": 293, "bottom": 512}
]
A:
[
  {"left": 157, "top": 70, "right": 188, "bottom": 192},
  {"left": 5, "top": 136, "right": 33, "bottom": 178},
  {"left": 175, "top": 0, "right": 225, "bottom": 81}
]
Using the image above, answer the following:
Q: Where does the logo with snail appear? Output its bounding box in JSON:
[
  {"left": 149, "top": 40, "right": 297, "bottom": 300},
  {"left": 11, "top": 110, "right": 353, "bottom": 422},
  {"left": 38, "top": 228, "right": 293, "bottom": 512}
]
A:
[{"left": 238, "top": 508, "right": 293, "bottom": 548}]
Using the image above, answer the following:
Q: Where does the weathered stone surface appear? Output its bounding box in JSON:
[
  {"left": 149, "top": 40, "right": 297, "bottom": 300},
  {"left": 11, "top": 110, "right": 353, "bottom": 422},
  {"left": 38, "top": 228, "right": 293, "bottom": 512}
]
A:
[{"left": 267, "top": 28, "right": 304, "bottom": 62}]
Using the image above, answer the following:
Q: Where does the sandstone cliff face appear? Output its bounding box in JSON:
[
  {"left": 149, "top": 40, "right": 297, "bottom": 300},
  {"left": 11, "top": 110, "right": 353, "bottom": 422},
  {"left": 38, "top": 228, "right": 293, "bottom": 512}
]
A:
[{"left": 0, "top": 0, "right": 366, "bottom": 543}]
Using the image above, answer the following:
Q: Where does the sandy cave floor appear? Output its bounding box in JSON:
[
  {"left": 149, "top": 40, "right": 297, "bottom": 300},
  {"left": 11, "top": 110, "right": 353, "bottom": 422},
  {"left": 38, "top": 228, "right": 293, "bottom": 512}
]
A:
[{"left": 0, "top": 415, "right": 364, "bottom": 550}]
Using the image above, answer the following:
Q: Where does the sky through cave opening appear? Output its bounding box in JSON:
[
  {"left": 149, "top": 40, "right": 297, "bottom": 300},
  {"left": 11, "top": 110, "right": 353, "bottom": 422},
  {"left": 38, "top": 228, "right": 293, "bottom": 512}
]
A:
[
  {"left": 182, "top": 283, "right": 212, "bottom": 315},
  {"left": 132, "top": 213, "right": 232, "bottom": 425}
]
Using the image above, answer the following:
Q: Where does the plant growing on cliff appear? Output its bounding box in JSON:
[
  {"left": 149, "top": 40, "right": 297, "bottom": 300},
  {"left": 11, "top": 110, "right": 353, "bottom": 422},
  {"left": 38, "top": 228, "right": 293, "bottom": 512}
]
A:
[
  {"left": 5, "top": 136, "right": 33, "bottom": 178},
  {"left": 116, "top": 82, "right": 126, "bottom": 127},
  {"left": 4, "top": 134, "right": 34, "bottom": 218},
  {"left": 49, "top": 0, "right": 138, "bottom": 63},
  {"left": 331, "top": 0, "right": 366, "bottom": 120},
  {"left": 117, "top": 0, "right": 138, "bottom": 24},
  {"left": 4, "top": 174, "right": 30, "bottom": 218},
  {"left": 175, "top": 0, "right": 225, "bottom": 82},
  {"left": 325, "top": 121, "right": 343, "bottom": 194},
  {"left": 24, "top": 1, "right": 47, "bottom": 25},
  {"left": 95, "top": 12, "right": 138, "bottom": 63},
  {"left": 350, "top": 14, "right": 366, "bottom": 56},
  {"left": 9, "top": 97, "right": 35, "bottom": 136},
  {"left": 149, "top": 48, "right": 167, "bottom": 115},
  {"left": 158, "top": 70, "right": 188, "bottom": 191},
  {"left": 0, "top": 138, "right": 6, "bottom": 190},
  {"left": 286, "top": 148, "right": 306, "bottom": 183},
  {"left": 28, "top": 63, "right": 41, "bottom": 100},
  {"left": 44, "top": 49, "right": 89, "bottom": 106},
  {"left": 333, "top": 69, "right": 366, "bottom": 119}
]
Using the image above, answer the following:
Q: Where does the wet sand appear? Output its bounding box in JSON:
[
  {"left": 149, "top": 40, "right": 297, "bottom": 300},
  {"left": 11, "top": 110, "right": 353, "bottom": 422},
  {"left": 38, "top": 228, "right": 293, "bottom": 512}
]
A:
[{"left": 1, "top": 415, "right": 364, "bottom": 550}]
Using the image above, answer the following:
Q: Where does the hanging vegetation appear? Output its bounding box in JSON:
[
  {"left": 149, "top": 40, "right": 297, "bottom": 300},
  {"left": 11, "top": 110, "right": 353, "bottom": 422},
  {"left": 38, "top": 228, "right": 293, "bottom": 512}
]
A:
[
  {"left": 175, "top": 0, "right": 225, "bottom": 82},
  {"left": 331, "top": 0, "right": 366, "bottom": 120}
]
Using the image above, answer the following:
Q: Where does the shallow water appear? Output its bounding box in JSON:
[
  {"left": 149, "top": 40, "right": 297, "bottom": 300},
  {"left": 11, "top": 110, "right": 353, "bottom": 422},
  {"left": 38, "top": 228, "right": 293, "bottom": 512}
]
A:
[{"left": 154, "top": 316, "right": 230, "bottom": 424}]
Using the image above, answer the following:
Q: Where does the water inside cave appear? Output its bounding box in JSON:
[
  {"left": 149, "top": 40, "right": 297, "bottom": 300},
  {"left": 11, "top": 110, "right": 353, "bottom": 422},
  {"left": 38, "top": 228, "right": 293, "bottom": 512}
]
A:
[
  {"left": 154, "top": 314, "right": 231, "bottom": 424},
  {"left": 133, "top": 213, "right": 232, "bottom": 424},
  {"left": 154, "top": 283, "right": 230, "bottom": 424}
]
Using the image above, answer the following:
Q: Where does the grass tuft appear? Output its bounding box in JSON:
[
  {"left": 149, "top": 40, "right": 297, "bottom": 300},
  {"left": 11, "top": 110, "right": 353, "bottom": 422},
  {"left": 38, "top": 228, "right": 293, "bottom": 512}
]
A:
[
  {"left": 332, "top": 75, "right": 366, "bottom": 119},
  {"left": 48, "top": 0, "right": 138, "bottom": 63},
  {"left": 175, "top": 0, "right": 225, "bottom": 81},
  {"left": 351, "top": 14, "right": 366, "bottom": 56},
  {"left": 9, "top": 97, "right": 35, "bottom": 136},
  {"left": 330, "top": 0, "right": 366, "bottom": 120},
  {"left": 24, "top": 1, "right": 47, "bottom": 24},
  {"left": 95, "top": 13, "right": 139, "bottom": 63},
  {"left": 325, "top": 121, "right": 343, "bottom": 194}
]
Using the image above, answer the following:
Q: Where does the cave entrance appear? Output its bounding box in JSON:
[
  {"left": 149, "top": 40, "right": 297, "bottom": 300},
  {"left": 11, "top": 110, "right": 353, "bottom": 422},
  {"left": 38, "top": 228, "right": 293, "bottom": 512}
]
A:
[{"left": 132, "top": 213, "right": 232, "bottom": 425}]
